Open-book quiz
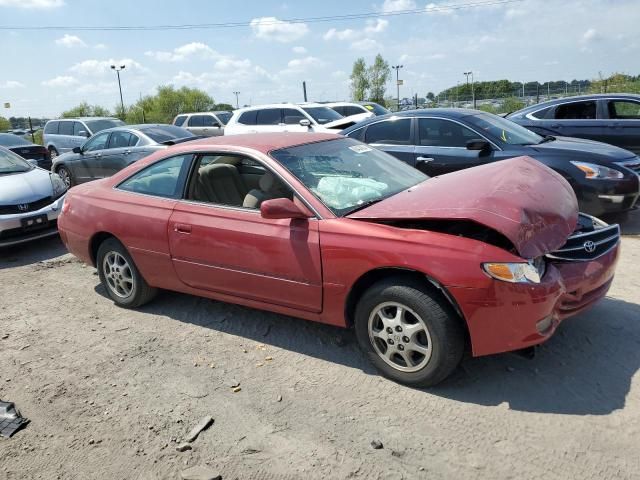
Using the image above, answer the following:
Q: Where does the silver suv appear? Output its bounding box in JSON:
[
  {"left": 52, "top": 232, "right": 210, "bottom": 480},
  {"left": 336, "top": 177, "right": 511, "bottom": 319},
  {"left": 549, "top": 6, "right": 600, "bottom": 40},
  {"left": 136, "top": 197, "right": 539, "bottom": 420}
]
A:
[
  {"left": 172, "top": 111, "right": 232, "bottom": 137},
  {"left": 43, "top": 117, "right": 125, "bottom": 159}
]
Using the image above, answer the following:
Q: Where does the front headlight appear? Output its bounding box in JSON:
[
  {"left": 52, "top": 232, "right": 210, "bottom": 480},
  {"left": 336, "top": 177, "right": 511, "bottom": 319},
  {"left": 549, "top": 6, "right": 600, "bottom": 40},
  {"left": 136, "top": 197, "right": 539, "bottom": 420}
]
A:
[
  {"left": 570, "top": 161, "right": 624, "bottom": 180},
  {"left": 482, "top": 260, "right": 544, "bottom": 284},
  {"left": 50, "top": 173, "right": 68, "bottom": 197}
]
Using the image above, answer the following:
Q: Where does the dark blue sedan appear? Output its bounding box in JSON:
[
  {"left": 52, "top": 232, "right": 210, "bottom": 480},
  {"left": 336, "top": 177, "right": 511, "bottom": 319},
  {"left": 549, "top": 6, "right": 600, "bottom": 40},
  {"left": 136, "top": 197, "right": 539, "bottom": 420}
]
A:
[
  {"left": 341, "top": 109, "right": 640, "bottom": 217},
  {"left": 507, "top": 93, "right": 640, "bottom": 155}
]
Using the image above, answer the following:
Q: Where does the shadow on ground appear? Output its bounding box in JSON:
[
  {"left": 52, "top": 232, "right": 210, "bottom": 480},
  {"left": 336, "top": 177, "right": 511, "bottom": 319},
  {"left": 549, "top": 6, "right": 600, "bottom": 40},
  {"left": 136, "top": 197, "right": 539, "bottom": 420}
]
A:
[
  {"left": 0, "top": 236, "right": 68, "bottom": 269},
  {"left": 99, "top": 282, "right": 640, "bottom": 417}
]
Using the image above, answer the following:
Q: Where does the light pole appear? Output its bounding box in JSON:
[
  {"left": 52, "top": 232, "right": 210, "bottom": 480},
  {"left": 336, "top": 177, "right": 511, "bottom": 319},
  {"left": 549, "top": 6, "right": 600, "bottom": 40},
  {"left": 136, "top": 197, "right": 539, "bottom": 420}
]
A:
[
  {"left": 392, "top": 65, "right": 403, "bottom": 111},
  {"left": 233, "top": 91, "right": 240, "bottom": 109},
  {"left": 463, "top": 71, "right": 475, "bottom": 109},
  {"left": 110, "top": 65, "right": 126, "bottom": 116}
]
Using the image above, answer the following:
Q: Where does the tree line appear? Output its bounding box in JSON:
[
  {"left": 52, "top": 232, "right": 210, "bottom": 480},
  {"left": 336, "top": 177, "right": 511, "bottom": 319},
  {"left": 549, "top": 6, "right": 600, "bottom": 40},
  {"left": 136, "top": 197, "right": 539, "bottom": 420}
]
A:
[{"left": 349, "top": 54, "right": 391, "bottom": 105}]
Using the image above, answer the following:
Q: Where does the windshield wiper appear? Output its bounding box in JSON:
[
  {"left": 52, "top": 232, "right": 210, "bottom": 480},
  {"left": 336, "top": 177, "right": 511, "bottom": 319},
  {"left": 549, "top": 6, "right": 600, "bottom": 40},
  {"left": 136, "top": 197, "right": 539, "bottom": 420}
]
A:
[
  {"left": 538, "top": 135, "right": 556, "bottom": 144},
  {"left": 345, "top": 197, "right": 386, "bottom": 216}
]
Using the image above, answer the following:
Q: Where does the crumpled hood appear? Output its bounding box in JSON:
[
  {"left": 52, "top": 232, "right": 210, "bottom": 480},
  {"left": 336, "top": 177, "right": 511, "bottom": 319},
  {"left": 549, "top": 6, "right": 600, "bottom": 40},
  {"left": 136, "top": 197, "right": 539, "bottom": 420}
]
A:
[
  {"left": 348, "top": 156, "right": 578, "bottom": 258},
  {"left": 0, "top": 168, "right": 54, "bottom": 204},
  {"left": 531, "top": 136, "right": 636, "bottom": 161}
]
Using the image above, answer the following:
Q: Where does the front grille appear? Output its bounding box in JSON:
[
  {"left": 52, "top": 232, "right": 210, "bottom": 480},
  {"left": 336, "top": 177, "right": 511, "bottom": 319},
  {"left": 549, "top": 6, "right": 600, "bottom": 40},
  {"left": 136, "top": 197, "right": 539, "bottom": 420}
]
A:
[
  {"left": 0, "top": 219, "right": 57, "bottom": 240},
  {"left": 547, "top": 214, "right": 620, "bottom": 261},
  {"left": 616, "top": 158, "right": 640, "bottom": 174},
  {"left": 0, "top": 196, "right": 55, "bottom": 215}
]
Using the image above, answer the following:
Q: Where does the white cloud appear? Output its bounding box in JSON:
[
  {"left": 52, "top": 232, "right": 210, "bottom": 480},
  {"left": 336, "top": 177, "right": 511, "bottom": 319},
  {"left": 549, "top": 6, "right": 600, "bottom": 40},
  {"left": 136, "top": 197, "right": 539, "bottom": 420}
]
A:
[
  {"left": 425, "top": 3, "right": 455, "bottom": 15},
  {"left": 55, "top": 34, "right": 86, "bottom": 48},
  {"left": 582, "top": 28, "right": 601, "bottom": 43},
  {"left": 214, "top": 57, "right": 252, "bottom": 71},
  {"left": 69, "top": 58, "right": 145, "bottom": 76},
  {"left": 0, "top": 0, "right": 64, "bottom": 8},
  {"left": 145, "top": 42, "right": 216, "bottom": 62},
  {"left": 94, "top": 43, "right": 107, "bottom": 50},
  {"left": 292, "top": 46, "right": 307, "bottom": 54},
  {"left": 350, "top": 38, "right": 380, "bottom": 51},
  {"left": 250, "top": 17, "right": 309, "bottom": 43},
  {"left": 42, "top": 76, "right": 78, "bottom": 87},
  {"left": 0, "top": 80, "right": 25, "bottom": 89},
  {"left": 324, "top": 18, "right": 388, "bottom": 50},
  {"left": 287, "top": 56, "right": 324, "bottom": 70},
  {"left": 381, "top": 0, "right": 416, "bottom": 13}
]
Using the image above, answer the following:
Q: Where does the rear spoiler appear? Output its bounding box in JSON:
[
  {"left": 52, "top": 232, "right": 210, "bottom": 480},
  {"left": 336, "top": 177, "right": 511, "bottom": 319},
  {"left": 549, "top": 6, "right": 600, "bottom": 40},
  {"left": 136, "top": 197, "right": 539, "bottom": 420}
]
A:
[{"left": 161, "top": 136, "right": 204, "bottom": 146}]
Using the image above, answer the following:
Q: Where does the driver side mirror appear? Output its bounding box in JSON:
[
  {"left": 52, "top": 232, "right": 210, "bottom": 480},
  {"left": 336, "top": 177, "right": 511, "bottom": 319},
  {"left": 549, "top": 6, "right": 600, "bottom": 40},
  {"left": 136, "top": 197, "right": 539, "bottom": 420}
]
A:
[
  {"left": 78, "top": 130, "right": 90, "bottom": 138},
  {"left": 72, "top": 146, "right": 83, "bottom": 154},
  {"left": 466, "top": 139, "right": 491, "bottom": 152},
  {"left": 260, "top": 198, "right": 312, "bottom": 220},
  {"left": 299, "top": 119, "right": 311, "bottom": 128}
]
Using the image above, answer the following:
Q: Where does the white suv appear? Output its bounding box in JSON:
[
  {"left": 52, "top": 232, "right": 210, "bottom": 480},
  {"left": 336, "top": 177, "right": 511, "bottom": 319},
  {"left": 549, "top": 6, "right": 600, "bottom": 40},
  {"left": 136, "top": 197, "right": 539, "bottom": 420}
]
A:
[{"left": 224, "top": 103, "right": 362, "bottom": 135}]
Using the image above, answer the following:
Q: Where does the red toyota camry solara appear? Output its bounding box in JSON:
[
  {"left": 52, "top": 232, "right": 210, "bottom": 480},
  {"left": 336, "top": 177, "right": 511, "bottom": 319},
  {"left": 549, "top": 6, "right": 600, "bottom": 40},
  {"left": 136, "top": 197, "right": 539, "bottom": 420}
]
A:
[{"left": 58, "top": 133, "right": 620, "bottom": 386}]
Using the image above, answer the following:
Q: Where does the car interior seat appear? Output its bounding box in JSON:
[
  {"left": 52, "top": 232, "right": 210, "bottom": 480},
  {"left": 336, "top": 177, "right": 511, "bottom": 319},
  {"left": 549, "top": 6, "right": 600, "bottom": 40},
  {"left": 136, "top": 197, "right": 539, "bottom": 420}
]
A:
[
  {"left": 243, "top": 172, "right": 290, "bottom": 208},
  {"left": 194, "top": 163, "right": 248, "bottom": 206}
]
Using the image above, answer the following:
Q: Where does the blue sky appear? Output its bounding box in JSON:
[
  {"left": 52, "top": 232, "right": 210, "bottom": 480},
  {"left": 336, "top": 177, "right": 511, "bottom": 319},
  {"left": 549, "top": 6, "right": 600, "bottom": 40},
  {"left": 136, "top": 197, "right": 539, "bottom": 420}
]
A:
[{"left": 1, "top": 0, "right": 639, "bottom": 117}]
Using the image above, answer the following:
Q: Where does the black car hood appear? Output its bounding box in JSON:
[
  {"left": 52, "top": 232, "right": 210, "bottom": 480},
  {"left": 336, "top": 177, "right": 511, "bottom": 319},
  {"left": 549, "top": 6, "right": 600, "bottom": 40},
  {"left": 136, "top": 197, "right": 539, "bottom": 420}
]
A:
[{"left": 530, "top": 136, "right": 636, "bottom": 162}]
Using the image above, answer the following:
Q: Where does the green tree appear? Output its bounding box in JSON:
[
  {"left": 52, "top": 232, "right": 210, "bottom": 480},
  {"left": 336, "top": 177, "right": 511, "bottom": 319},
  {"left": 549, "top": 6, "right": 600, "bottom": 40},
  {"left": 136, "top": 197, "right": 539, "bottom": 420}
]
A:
[
  {"left": 125, "top": 86, "right": 216, "bottom": 124},
  {"left": 367, "top": 54, "right": 390, "bottom": 104},
  {"left": 502, "top": 97, "right": 525, "bottom": 113},
  {"left": 214, "top": 103, "right": 234, "bottom": 111},
  {"left": 0, "top": 116, "right": 10, "bottom": 132},
  {"left": 426, "top": 92, "right": 435, "bottom": 101},
  {"left": 61, "top": 102, "right": 111, "bottom": 118},
  {"left": 350, "top": 58, "right": 369, "bottom": 102}
]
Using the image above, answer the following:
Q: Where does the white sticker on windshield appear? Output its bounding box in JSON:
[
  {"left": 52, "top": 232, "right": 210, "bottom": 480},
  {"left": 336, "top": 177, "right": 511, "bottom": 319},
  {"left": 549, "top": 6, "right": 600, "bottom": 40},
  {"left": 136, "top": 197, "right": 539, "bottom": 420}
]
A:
[{"left": 349, "top": 144, "right": 373, "bottom": 154}]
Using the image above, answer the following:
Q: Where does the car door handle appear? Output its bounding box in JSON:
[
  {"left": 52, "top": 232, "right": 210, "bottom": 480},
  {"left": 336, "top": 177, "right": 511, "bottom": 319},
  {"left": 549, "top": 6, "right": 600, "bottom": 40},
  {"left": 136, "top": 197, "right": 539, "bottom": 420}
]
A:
[
  {"left": 174, "top": 223, "right": 192, "bottom": 234},
  {"left": 416, "top": 156, "right": 435, "bottom": 163},
  {"left": 95, "top": 153, "right": 102, "bottom": 158},
  {"left": 124, "top": 149, "right": 131, "bottom": 154}
]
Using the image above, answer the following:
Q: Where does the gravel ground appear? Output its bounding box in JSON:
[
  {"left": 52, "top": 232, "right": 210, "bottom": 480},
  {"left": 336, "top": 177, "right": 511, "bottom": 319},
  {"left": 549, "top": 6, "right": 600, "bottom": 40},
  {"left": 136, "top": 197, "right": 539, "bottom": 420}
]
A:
[{"left": 1, "top": 210, "right": 639, "bottom": 480}]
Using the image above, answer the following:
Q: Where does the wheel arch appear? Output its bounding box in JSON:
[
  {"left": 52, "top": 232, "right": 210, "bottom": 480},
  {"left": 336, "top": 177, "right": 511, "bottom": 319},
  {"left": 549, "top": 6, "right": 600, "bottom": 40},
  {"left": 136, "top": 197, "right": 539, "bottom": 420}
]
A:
[
  {"left": 89, "top": 231, "right": 118, "bottom": 266},
  {"left": 344, "top": 267, "right": 469, "bottom": 339}
]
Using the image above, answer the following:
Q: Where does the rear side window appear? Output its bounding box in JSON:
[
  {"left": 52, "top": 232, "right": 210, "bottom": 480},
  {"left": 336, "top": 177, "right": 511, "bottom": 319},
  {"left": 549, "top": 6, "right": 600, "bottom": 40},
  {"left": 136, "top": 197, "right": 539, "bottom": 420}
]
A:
[
  {"left": 529, "top": 107, "right": 552, "bottom": 119},
  {"left": 118, "top": 154, "right": 191, "bottom": 198},
  {"left": 607, "top": 100, "right": 640, "bottom": 119},
  {"left": 108, "top": 131, "right": 135, "bottom": 149},
  {"left": 201, "top": 115, "right": 216, "bottom": 127},
  {"left": 365, "top": 119, "right": 412, "bottom": 145},
  {"left": 188, "top": 115, "right": 204, "bottom": 127},
  {"left": 173, "top": 115, "right": 188, "bottom": 126},
  {"left": 59, "top": 121, "right": 74, "bottom": 136},
  {"left": 344, "top": 106, "right": 364, "bottom": 116},
  {"left": 44, "top": 121, "right": 59, "bottom": 134},
  {"left": 256, "top": 109, "right": 281, "bottom": 125},
  {"left": 332, "top": 106, "right": 346, "bottom": 116},
  {"left": 554, "top": 101, "right": 597, "bottom": 119},
  {"left": 238, "top": 110, "right": 257, "bottom": 125},
  {"left": 345, "top": 127, "right": 366, "bottom": 142}
]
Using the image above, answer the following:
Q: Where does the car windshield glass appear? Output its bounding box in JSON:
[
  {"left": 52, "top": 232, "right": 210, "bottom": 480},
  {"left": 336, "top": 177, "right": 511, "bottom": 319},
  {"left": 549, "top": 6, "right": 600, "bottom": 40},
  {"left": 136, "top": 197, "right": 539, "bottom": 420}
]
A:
[
  {"left": 139, "top": 126, "right": 194, "bottom": 143},
  {"left": 0, "top": 134, "right": 31, "bottom": 146},
  {"left": 0, "top": 148, "right": 33, "bottom": 174},
  {"left": 301, "top": 107, "right": 344, "bottom": 125},
  {"left": 215, "top": 112, "right": 232, "bottom": 125},
  {"left": 363, "top": 103, "right": 391, "bottom": 116},
  {"left": 469, "top": 113, "right": 543, "bottom": 145},
  {"left": 271, "top": 138, "right": 427, "bottom": 216},
  {"left": 85, "top": 119, "right": 126, "bottom": 133}
]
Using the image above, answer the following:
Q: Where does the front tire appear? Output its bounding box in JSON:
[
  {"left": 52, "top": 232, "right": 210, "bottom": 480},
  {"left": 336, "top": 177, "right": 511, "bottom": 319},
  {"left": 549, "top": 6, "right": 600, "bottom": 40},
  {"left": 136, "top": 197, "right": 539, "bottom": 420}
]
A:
[
  {"left": 96, "top": 238, "right": 157, "bottom": 308},
  {"left": 49, "top": 146, "right": 59, "bottom": 159},
  {"left": 354, "top": 278, "right": 464, "bottom": 387},
  {"left": 56, "top": 165, "right": 75, "bottom": 187}
]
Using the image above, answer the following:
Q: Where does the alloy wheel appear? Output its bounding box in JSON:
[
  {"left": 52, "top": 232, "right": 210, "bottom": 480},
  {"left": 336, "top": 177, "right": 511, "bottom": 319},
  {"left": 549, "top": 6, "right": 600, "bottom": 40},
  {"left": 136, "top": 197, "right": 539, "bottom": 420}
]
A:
[
  {"left": 102, "top": 251, "right": 135, "bottom": 298},
  {"left": 368, "top": 301, "right": 433, "bottom": 372},
  {"left": 57, "top": 167, "right": 71, "bottom": 188}
]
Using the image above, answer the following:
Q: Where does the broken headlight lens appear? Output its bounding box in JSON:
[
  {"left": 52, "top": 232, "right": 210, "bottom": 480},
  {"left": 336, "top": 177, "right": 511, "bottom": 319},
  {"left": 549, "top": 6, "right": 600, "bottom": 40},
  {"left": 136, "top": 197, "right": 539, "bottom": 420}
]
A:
[{"left": 482, "top": 260, "right": 545, "bottom": 284}]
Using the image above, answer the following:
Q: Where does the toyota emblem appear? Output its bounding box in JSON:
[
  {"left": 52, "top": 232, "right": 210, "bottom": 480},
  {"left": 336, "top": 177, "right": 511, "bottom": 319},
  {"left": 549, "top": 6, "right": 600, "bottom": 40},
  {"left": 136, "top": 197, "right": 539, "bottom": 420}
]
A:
[
  {"left": 584, "top": 240, "right": 597, "bottom": 253},
  {"left": 17, "top": 204, "right": 29, "bottom": 212}
]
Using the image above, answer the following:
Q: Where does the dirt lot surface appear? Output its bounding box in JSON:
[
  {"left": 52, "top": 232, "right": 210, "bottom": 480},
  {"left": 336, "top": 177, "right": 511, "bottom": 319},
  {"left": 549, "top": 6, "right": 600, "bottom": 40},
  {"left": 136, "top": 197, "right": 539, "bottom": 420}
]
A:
[{"left": 1, "top": 211, "right": 639, "bottom": 480}]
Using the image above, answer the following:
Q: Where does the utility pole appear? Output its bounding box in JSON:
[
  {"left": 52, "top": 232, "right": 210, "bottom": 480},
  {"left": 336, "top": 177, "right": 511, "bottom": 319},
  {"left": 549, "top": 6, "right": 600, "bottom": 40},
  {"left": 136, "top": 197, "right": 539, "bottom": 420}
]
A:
[
  {"left": 302, "top": 81, "right": 308, "bottom": 102},
  {"left": 233, "top": 91, "right": 240, "bottom": 109},
  {"left": 463, "top": 71, "right": 475, "bottom": 109},
  {"left": 392, "top": 65, "right": 403, "bottom": 111},
  {"left": 110, "top": 65, "right": 126, "bottom": 116}
]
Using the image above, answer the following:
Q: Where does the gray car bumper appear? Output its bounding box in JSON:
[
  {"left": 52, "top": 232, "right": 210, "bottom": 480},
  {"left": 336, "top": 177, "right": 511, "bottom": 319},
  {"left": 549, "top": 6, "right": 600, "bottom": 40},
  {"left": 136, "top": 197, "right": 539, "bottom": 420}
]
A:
[{"left": 0, "top": 195, "right": 65, "bottom": 248}]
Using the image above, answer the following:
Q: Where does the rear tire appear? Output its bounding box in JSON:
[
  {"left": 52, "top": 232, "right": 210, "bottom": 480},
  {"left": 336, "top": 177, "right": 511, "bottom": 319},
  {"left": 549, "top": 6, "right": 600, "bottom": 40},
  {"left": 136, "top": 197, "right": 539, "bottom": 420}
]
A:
[
  {"left": 49, "top": 146, "right": 58, "bottom": 159},
  {"left": 96, "top": 238, "right": 157, "bottom": 308},
  {"left": 354, "top": 278, "right": 464, "bottom": 387}
]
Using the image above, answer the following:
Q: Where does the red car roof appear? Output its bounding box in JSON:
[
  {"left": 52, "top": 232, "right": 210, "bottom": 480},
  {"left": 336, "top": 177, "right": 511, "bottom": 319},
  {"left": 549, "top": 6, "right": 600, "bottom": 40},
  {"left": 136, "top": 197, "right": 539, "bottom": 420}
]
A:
[{"left": 177, "top": 132, "right": 341, "bottom": 154}]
